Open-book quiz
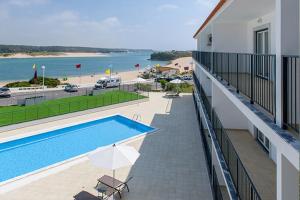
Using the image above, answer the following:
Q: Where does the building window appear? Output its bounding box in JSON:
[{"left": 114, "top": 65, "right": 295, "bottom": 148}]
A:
[
  {"left": 207, "top": 34, "right": 212, "bottom": 46},
  {"left": 256, "top": 128, "right": 270, "bottom": 153}
]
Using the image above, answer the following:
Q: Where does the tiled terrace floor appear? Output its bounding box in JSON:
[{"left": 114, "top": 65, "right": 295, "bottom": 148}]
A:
[
  {"left": 0, "top": 93, "right": 213, "bottom": 200},
  {"left": 227, "top": 129, "right": 276, "bottom": 200}
]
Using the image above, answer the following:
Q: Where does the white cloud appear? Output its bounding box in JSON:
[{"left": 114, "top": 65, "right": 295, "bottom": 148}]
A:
[
  {"left": 46, "top": 10, "right": 79, "bottom": 23},
  {"left": 185, "top": 19, "right": 200, "bottom": 27},
  {"left": 101, "top": 17, "right": 120, "bottom": 27},
  {"left": 195, "top": 0, "right": 215, "bottom": 8},
  {"left": 157, "top": 4, "right": 179, "bottom": 11},
  {"left": 8, "top": 0, "right": 49, "bottom": 6}
]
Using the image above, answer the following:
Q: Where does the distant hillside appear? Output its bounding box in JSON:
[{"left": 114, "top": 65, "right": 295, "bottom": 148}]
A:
[
  {"left": 150, "top": 51, "right": 192, "bottom": 61},
  {"left": 0, "top": 45, "right": 150, "bottom": 54}
]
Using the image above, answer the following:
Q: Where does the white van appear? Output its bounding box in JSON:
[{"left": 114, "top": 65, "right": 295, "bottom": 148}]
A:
[{"left": 95, "top": 76, "right": 121, "bottom": 89}]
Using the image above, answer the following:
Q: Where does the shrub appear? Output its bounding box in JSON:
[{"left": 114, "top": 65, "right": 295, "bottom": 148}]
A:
[
  {"left": 159, "top": 79, "right": 168, "bottom": 89},
  {"left": 135, "top": 83, "right": 152, "bottom": 92},
  {"left": 165, "top": 83, "right": 179, "bottom": 92},
  {"left": 5, "top": 81, "right": 31, "bottom": 88},
  {"left": 29, "top": 77, "right": 60, "bottom": 88}
]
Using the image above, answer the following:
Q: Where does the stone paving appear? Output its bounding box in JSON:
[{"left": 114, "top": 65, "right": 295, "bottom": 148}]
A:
[{"left": 0, "top": 93, "right": 213, "bottom": 200}]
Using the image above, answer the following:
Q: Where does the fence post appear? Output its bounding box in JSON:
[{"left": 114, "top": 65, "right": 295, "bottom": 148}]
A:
[
  {"left": 250, "top": 54, "right": 254, "bottom": 104},
  {"left": 282, "top": 56, "right": 288, "bottom": 129},
  {"left": 220, "top": 53, "right": 223, "bottom": 81},
  {"left": 227, "top": 53, "right": 230, "bottom": 85},
  {"left": 236, "top": 54, "right": 239, "bottom": 93},
  {"left": 11, "top": 111, "right": 14, "bottom": 124},
  {"left": 236, "top": 159, "right": 239, "bottom": 197}
]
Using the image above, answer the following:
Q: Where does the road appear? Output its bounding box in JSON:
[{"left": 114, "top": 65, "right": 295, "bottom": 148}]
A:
[
  {"left": 0, "top": 83, "right": 139, "bottom": 106},
  {"left": 0, "top": 87, "right": 95, "bottom": 106}
]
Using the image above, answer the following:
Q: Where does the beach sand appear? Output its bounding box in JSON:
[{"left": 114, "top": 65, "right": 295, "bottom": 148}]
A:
[
  {"left": 0, "top": 57, "right": 193, "bottom": 87},
  {"left": 0, "top": 52, "right": 108, "bottom": 59},
  {"left": 164, "top": 57, "right": 193, "bottom": 73}
]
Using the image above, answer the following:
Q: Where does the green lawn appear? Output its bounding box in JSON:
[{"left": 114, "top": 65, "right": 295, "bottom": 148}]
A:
[{"left": 0, "top": 90, "right": 145, "bottom": 127}]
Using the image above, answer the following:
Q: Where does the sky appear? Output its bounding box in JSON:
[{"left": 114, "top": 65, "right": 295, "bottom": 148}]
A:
[{"left": 0, "top": 0, "right": 218, "bottom": 50}]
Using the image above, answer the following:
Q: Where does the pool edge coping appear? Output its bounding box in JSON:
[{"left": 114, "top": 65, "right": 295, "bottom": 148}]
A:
[{"left": 0, "top": 114, "right": 159, "bottom": 194}]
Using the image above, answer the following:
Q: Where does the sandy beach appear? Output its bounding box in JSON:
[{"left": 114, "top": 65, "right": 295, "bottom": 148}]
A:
[
  {"left": 0, "top": 52, "right": 108, "bottom": 59},
  {"left": 0, "top": 57, "right": 192, "bottom": 87},
  {"left": 164, "top": 57, "right": 193, "bottom": 73}
]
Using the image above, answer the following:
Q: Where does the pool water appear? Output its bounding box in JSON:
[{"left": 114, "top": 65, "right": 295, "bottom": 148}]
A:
[{"left": 0, "top": 115, "right": 154, "bottom": 182}]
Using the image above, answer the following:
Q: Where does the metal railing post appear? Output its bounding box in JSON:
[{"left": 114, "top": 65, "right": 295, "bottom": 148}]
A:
[
  {"left": 236, "top": 54, "right": 239, "bottom": 93},
  {"left": 282, "top": 56, "right": 288, "bottom": 129},
  {"left": 228, "top": 53, "right": 230, "bottom": 85},
  {"left": 250, "top": 54, "right": 254, "bottom": 104}
]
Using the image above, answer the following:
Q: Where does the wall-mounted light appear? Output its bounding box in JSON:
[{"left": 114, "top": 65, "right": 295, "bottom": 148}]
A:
[{"left": 257, "top": 18, "right": 263, "bottom": 23}]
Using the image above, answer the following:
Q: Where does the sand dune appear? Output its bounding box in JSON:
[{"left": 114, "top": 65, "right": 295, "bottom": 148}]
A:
[{"left": 0, "top": 52, "right": 108, "bottom": 59}]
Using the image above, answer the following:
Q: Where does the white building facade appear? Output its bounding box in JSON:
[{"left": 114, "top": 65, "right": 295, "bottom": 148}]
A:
[{"left": 192, "top": 0, "right": 300, "bottom": 199}]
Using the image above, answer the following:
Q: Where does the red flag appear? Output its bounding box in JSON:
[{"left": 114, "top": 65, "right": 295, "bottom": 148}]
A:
[
  {"left": 76, "top": 64, "right": 81, "bottom": 69},
  {"left": 134, "top": 64, "right": 140, "bottom": 68}
]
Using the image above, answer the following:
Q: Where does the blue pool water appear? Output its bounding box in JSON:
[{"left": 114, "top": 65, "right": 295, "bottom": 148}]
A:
[{"left": 0, "top": 115, "right": 154, "bottom": 182}]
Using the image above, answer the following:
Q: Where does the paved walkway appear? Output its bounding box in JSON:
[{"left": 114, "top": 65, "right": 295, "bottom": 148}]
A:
[{"left": 0, "top": 93, "right": 212, "bottom": 200}]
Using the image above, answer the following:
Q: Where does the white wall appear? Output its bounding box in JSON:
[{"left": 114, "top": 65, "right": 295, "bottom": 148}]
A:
[
  {"left": 198, "top": 25, "right": 212, "bottom": 52},
  {"left": 247, "top": 11, "right": 276, "bottom": 54},
  {"left": 199, "top": 66, "right": 212, "bottom": 96},
  {"left": 277, "top": 154, "right": 299, "bottom": 200},
  {"left": 212, "top": 83, "right": 249, "bottom": 129},
  {"left": 281, "top": 0, "right": 300, "bottom": 55},
  {"left": 212, "top": 22, "right": 248, "bottom": 53}
]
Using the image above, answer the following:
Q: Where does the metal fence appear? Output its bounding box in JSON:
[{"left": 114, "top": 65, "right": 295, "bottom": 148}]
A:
[
  {"left": 212, "top": 166, "right": 224, "bottom": 200},
  {"left": 193, "top": 73, "right": 261, "bottom": 200},
  {"left": 193, "top": 51, "right": 276, "bottom": 118},
  {"left": 193, "top": 51, "right": 212, "bottom": 71},
  {"left": 193, "top": 72, "right": 212, "bottom": 120},
  {"left": 0, "top": 83, "right": 150, "bottom": 107},
  {"left": 212, "top": 109, "right": 261, "bottom": 200},
  {"left": 0, "top": 90, "right": 145, "bottom": 127},
  {"left": 282, "top": 55, "right": 300, "bottom": 134}
]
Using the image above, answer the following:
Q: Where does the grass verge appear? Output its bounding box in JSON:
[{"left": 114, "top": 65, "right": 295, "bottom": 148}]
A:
[{"left": 0, "top": 90, "right": 145, "bottom": 127}]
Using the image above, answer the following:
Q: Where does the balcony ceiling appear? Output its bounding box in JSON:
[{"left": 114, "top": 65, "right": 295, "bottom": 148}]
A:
[{"left": 215, "top": 0, "right": 275, "bottom": 23}]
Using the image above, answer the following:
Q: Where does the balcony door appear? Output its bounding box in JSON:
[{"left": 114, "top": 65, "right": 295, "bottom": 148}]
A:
[
  {"left": 255, "top": 29, "right": 269, "bottom": 54},
  {"left": 255, "top": 28, "right": 269, "bottom": 79}
]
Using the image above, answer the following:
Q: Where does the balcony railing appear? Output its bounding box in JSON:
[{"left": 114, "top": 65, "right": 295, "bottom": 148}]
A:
[
  {"left": 193, "top": 72, "right": 212, "bottom": 120},
  {"left": 212, "top": 109, "right": 261, "bottom": 200},
  {"left": 193, "top": 90, "right": 224, "bottom": 200},
  {"left": 193, "top": 74, "right": 261, "bottom": 200},
  {"left": 192, "top": 51, "right": 276, "bottom": 119},
  {"left": 282, "top": 56, "right": 300, "bottom": 134}
]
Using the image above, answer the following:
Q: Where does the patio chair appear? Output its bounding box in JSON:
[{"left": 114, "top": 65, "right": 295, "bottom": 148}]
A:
[
  {"left": 165, "top": 91, "right": 180, "bottom": 97},
  {"left": 96, "top": 175, "right": 133, "bottom": 199}
]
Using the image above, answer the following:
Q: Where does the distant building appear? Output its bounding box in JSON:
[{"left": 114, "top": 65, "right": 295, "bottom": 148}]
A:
[
  {"left": 192, "top": 0, "right": 300, "bottom": 200},
  {"left": 156, "top": 67, "right": 180, "bottom": 77}
]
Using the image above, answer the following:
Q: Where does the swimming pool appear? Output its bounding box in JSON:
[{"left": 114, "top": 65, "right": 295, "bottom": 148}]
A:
[{"left": 0, "top": 115, "right": 154, "bottom": 183}]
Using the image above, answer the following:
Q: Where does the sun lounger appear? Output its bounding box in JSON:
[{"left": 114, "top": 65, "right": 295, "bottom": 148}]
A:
[
  {"left": 94, "top": 183, "right": 116, "bottom": 199},
  {"left": 74, "top": 191, "right": 100, "bottom": 200},
  {"left": 96, "top": 175, "right": 133, "bottom": 199},
  {"left": 166, "top": 91, "right": 180, "bottom": 97}
]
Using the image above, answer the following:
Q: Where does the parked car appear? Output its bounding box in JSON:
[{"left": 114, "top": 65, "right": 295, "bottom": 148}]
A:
[
  {"left": 95, "top": 76, "right": 121, "bottom": 89},
  {"left": 0, "top": 87, "right": 11, "bottom": 98},
  {"left": 64, "top": 84, "right": 78, "bottom": 92},
  {"left": 182, "top": 75, "right": 192, "bottom": 80}
]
